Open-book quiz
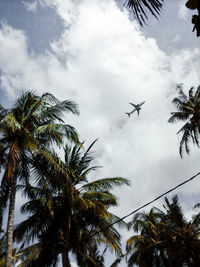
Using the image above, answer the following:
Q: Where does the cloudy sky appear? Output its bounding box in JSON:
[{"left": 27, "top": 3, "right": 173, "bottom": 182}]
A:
[{"left": 1, "top": 0, "right": 200, "bottom": 266}]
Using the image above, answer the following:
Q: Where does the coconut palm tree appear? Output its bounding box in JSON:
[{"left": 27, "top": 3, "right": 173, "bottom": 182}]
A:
[
  {"left": 0, "top": 91, "right": 79, "bottom": 267},
  {"left": 126, "top": 195, "right": 200, "bottom": 266},
  {"left": 168, "top": 84, "right": 200, "bottom": 157},
  {"left": 163, "top": 196, "right": 200, "bottom": 266},
  {"left": 126, "top": 207, "right": 166, "bottom": 266},
  {"left": 14, "top": 141, "right": 130, "bottom": 267}
]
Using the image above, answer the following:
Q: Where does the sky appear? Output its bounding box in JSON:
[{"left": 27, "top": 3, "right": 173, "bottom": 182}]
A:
[{"left": 1, "top": 0, "right": 200, "bottom": 266}]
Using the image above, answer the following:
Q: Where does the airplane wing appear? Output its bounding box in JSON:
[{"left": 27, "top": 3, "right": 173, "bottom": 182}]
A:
[{"left": 129, "top": 103, "right": 137, "bottom": 108}]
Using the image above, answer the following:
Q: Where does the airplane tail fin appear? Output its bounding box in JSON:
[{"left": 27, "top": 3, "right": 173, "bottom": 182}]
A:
[{"left": 126, "top": 112, "right": 130, "bottom": 117}]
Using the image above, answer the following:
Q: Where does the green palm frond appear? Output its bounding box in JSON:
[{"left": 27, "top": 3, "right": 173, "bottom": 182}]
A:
[
  {"left": 82, "top": 177, "right": 131, "bottom": 192},
  {"left": 36, "top": 123, "right": 66, "bottom": 146},
  {"left": 13, "top": 91, "right": 35, "bottom": 115},
  {"left": 0, "top": 113, "right": 21, "bottom": 132},
  {"left": 81, "top": 191, "right": 118, "bottom": 207},
  {"left": 14, "top": 208, "right": 49, "bottom": 246},
  {"left": 39, "top": 147, "right": 70, "bottom": 179},
  {"left": 16, "top": 243, "right": 41, "bottom": 267},
  {"left": 74, "top": 195, "right": 96, "bottom": 210},
  {"left": 41, "top": 92, "right": 60, "bottom": 103},
  {"left": 106, "top": 213, "right": 128, "bottom": 229},
  {"left": 23, "top": 99, "right": 43, "bottom": 125},
  {"left": 169, "top": 84, "right": 200, "bottom": 156},
  {"left": 39, "top": 99, "right": 79, "bottom": 124},
  {"left": 99, "top": 230, "right": 121, "bottom": 256}
]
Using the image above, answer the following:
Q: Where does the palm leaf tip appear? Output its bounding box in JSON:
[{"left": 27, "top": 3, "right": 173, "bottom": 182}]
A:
[
  {"left": 83, "top": 177, "right": 131, "bottom": 192},
  {"left": 125, "top": 0, "right": 164, "bottom": 26}
]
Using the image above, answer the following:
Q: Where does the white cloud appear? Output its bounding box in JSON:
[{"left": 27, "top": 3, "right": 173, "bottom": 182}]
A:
[
  {"left": 1, "top": 0, "right": 200, "bottom": 206},
  {"left": 1, "top": 0, "right": 200, "bottom": 265},
  {"left": 38, "top": 0, "right": 79, "bottom": 26},
  {"left": 23, "top": 1, "right": 38, "bottom": 12}
]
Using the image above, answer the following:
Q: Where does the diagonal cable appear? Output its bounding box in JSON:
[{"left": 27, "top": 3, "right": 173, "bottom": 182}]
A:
[{"left": 88, "top": 171, "right": 200, "bottom": 240}]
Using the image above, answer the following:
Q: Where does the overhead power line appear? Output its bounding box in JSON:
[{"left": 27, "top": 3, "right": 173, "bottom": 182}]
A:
[{"left": 89, "top": 171, "right": 200, "bottom": 240}]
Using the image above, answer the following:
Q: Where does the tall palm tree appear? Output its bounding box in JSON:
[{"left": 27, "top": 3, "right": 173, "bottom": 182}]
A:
[
  {"left": 126, "top": 195, "right": 200, "bottom": 266},
  {"left": 0, "top": 91, "right": 79, "bottom": 267},
  {"left": 14, "top": 141, "right": 130, "bottom": 267},
  {"left": 168, "top": 84, "right": 200, "bottom": 157}
]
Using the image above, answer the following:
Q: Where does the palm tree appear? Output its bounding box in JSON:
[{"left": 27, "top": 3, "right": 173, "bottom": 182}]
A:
[
  {"left": 168, "top": 84, "right": 200, "bottom": 157},
  {"left": 126, "top": 207, "right": 166, "bottom": 266},
  {"left": 126, "top": 195, "right": 200, "bottom": 266},
  {"left": 14, "top": 141, "right": 130, "bottom": 266},
  {"left": 159, "top": 196, "right": 200, "bottom": 266},
  {"left": 0, "top": 91, "right": 79, "bottom": 267}
]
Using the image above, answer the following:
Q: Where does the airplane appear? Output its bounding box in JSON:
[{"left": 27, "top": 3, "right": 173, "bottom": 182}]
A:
[{"left": 126, "top": 101, "right": 145, "bottom": 117}]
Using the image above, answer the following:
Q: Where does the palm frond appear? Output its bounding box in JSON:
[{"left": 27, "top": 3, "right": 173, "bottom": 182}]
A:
[
  {"left": 39, "top": 99, "right": 79, "bottom": 124},
  {"left": 81, "top": 191, "right": 118, "bottom": 207},
  {"left": 194, "top": 85, "right": 200, "bottom": 101},
  {"left": 125, "top": 0, "right": 164, "bottom": 26},
  {"left": 179, "top": 126, "right": 191, "bottom": 157},
  {"left": 110, "top": 256, "right": 124, "bottom": 267},
  {"left": 17, "top": 243, "right": 41, "bottom": 267},
  {"left": 22, "top": 99, "right": 43, "bottom": 125},
  {"left": 189, "top": 86, "right": 194, "bottom": 99},
  {"left": 0, "top": 113, "right": 21, "bottom": 133},
  {"left": 107, "top": 213, "right": 128, "bottom": 229},
  {"left": 172, "top": 98, "right": 186, "bottom": 111},
  {"left": 176, "top": 84, "right": 188, "bottom": 102},
  {"left": 36, "top": 123, "right": 79, "bottom": 146},
  {"left": 168, "top": 112, "right": 190, "bottom": 124},
  {"left": 82, "top": 177, "right": 131, "bottom": 192}
]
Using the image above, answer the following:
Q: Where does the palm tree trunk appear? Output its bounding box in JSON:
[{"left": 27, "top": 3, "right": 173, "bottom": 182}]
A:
[
  {"left": 62, "top": 180, "right": 73, "bottom": 267},
  {"left": 62, "top": 215, "right": 71, "bottom": 267},
  {"left": 61, "top": 206, "right": 72, "bottom": 267},
  {"left": 5, "top": 175, "right": 17, "bottom": 267},
  {"left": 62, "top": 250, "right": 71, "bottom": 267}
]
